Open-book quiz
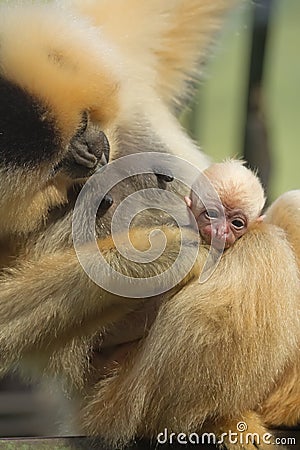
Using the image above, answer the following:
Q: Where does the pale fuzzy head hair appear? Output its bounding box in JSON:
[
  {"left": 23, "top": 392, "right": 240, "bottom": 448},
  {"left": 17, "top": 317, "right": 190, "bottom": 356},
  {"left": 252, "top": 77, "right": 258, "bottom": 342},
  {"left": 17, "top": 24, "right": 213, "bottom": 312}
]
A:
[{"left": 203, "top": 160, "right": 266, "bottom": 222}]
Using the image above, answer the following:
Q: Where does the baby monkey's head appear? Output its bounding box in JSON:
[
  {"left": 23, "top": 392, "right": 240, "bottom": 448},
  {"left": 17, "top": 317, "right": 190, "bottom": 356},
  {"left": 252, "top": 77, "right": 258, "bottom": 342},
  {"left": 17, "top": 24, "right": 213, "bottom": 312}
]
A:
[{"left": 185, "top": 160, "right": 266, "bottom": 249}]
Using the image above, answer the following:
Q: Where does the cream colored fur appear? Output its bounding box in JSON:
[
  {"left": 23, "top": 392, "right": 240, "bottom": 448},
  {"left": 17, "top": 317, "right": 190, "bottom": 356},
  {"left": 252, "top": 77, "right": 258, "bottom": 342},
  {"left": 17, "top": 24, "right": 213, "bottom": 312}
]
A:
[
  {"left": 81, "top": 224, "right": 300, "bottom": 447},
  {"left": 0, "top": 0, "right": 222, "bottom": 233},
  {"left": 65, "top": 0, "right": 233, "bottom": 167},
  {"left": 0, "top": 2, "right": 299, "bottom": 450},
  {"left": 265, "top": 190, "right": 300, "bottom": 268},
  {"left": 0, "top": 2, "right": 120, "bottom": 135}
]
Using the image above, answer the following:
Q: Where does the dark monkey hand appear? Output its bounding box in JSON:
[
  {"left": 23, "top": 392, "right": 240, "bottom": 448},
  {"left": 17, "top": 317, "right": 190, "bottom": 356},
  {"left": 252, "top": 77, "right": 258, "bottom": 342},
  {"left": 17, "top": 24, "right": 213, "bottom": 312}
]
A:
[{"left": 57, "top": 111, "right": 110, "bottom": 180}]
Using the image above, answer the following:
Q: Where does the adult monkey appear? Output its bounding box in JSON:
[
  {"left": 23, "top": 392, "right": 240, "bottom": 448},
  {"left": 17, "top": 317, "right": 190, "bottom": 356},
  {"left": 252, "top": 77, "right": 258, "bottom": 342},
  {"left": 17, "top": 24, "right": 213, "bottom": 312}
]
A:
[{"left": 0, "top": 2, "right": 298, "bottom": 450}]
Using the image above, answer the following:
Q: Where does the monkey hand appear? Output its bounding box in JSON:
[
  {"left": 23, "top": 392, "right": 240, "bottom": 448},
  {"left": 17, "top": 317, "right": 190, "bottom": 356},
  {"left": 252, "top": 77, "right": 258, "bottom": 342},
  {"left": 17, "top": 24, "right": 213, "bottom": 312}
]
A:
[
  {"left": 58, "top": 124, "right": 110, "bottom": 180},
  {"left": 153, "top": 166, "right": 174, "bottom": 189}
]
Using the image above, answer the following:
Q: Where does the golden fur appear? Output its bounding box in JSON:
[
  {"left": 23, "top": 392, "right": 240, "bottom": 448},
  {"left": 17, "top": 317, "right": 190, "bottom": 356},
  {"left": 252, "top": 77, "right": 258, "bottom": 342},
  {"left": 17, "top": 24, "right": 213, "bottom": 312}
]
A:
[
  {"left": 257, "top": 190, "right": 300, "bottom": 429},
  {"left": 0, "top": 2, "right": 119, "bottom": 133},
  {"left": 81, "top": 224, "right": 300, "bottom": 447},
  {"left": 0, "top": 1, "right": 119, "bottom": 238},
  {"left": 63, "top": 0, "right": 222, "bottom": 166},
  {"left": 0, "top": 1, "right": 299, "bottom": 449},
  {"left": 265, "top": 190, "right": 300, "bottom": 268},
  {"left": 0, "top": 0, "right": 221, "bottom": 238},
  {"left": 0, "top": 170, "right": 71, "bottom": 237}
]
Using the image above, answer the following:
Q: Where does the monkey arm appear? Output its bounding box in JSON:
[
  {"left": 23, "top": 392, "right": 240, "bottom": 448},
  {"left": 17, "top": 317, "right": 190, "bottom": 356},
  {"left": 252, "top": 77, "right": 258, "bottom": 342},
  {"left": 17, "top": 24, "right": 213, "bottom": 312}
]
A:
[
  {"left": 0, "top": 226, "right": 199, "bottom": 368},
  {"left": 0, "top": 248, "right": 117, "bottom": 366},
  {"left": 81, "top": 223, "right": 300, "bottom": 443}
]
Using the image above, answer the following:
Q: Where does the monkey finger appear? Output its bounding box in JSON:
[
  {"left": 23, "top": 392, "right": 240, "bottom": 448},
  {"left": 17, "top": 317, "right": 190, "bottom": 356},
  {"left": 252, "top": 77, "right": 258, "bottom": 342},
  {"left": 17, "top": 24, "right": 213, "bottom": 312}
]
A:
[
  {"left": 153, "top": 167, "right": 174, "bottom": 183},
  {"left": 97, "top": 194, "right": 114, "bottom": 216},
  {"left": 71, "top": 143, "right": 99, "bottom": 168},
  {"left": 97, "top": 131, "right": 110, "bottom": 162}
]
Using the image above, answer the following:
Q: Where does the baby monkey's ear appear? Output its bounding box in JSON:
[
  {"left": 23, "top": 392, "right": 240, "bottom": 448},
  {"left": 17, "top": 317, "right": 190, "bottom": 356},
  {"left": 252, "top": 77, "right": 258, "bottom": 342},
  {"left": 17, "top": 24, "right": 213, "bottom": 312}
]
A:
[{"left": 256, "top": 215, "right": 266, "bottom": 223}]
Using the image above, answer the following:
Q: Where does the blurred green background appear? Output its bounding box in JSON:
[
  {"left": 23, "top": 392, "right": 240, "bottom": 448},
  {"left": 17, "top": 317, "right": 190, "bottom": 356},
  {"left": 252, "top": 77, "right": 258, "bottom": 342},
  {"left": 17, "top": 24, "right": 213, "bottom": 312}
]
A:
[{"left": 182, "top": 0, "right": 300, "bottom": 202}]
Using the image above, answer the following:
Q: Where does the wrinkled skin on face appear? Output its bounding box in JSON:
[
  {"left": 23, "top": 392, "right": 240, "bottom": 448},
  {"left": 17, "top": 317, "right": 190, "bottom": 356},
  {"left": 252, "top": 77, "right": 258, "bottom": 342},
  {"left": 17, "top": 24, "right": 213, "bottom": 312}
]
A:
[
  {"left": 185, "top": 195, "right": 250, "bottom": 249},
  {"left": 196, "top": 204, "right": 248, "bottom": 248}
]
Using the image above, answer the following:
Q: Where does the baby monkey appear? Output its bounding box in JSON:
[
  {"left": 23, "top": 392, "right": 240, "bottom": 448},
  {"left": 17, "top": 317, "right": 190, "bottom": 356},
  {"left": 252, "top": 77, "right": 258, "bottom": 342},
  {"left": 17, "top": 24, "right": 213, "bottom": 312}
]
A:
[{"left": 185, "top": 160, "right": 265, "bottom": 249}]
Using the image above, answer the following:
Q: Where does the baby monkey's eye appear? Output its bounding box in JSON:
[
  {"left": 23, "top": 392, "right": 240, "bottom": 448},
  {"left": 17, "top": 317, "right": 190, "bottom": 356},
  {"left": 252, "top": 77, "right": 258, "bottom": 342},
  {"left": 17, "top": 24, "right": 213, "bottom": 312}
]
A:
[
  {"left": 205, "top": 209, "right": 219, "bottom": 220},
  {"left": 231, "top": 218, "right": 245, "bottom": 230}
]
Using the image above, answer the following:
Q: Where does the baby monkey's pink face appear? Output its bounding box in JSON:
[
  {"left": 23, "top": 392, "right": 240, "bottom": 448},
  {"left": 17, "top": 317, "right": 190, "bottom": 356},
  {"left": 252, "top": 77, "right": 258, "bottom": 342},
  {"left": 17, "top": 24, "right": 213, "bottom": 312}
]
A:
[
  {"left": 185, "top": 195, "right": 249, "bottom": 249},
  {"left": 195, "top": 204, "right": 248, "bottom": 248},
  {"left": 185, "top": 161, "right": 265, "bottom": 249}
]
